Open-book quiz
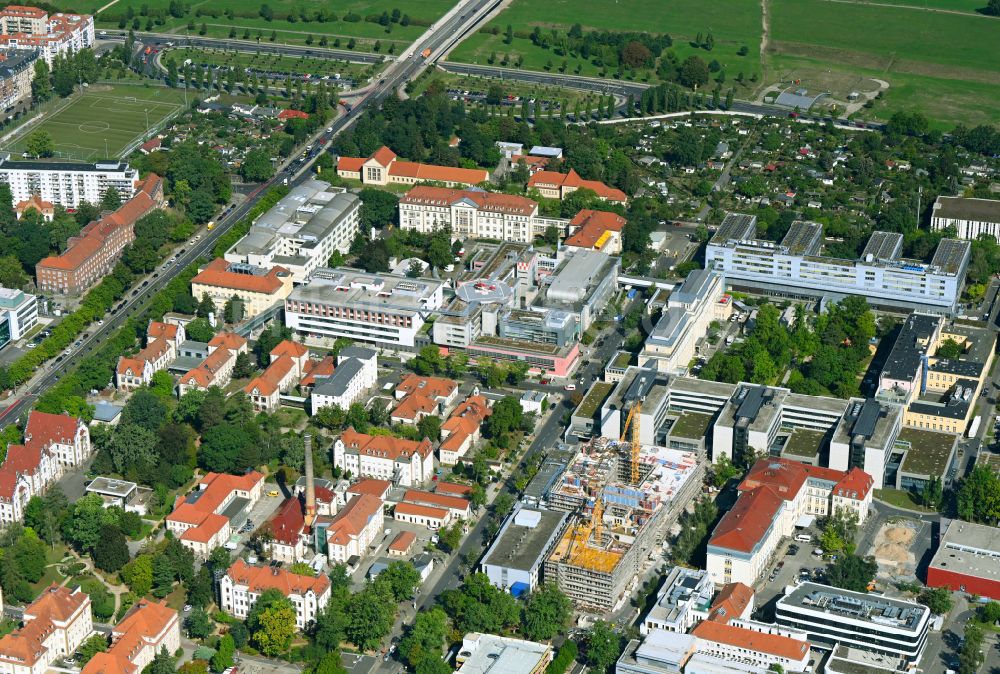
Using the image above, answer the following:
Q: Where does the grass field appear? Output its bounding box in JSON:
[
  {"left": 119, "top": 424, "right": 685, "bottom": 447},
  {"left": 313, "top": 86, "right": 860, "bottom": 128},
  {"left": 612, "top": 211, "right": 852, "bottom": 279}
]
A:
[
  {"left": 87, "top": 0, "right": 455, "bottom": 48},
  {"left": 450, "top": 0, "right": 761, "bottom": 80},
  {"left": 2, "top": 84, "right": 186, "bottom": 160}
]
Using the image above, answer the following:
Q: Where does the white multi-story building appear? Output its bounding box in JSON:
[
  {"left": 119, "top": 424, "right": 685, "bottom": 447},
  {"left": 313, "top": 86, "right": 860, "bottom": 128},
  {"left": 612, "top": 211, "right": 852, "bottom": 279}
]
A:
[
  {"left": 707, "top": 214, "right": 970, "bottom": 313},
  {"left": 309, "top": 346, "right": 378, "bottom": 415},
  {"left": 706, "top": 458, "right": 873, "bottom": 587},
  {"left": 829, "top": 398, "right": 904, "bottom": 487},
  {"left": 0, "top": 411, "right": 90, "bottom": 524},
  {"left": 0, "top": 6, "right": 94, "bottom": 65},
  {"left": 480, "top": 505, "right": 568, "bottom": 596},
  {"left": 324, "top": 493, "right": 384, "bottom": 563},
  {"left": 775, "top": 582, "right": 930, "bottom": 667},
  {"left": 398, "top": 185, "right": 565, "bottom": 243},
  {"left": 225, "top": 180, "right": 360, "bottom": 284},
  {"left": 220, "top": 560, "right": 331, "bottom": 629},
  {"left": 333, "top": 429, "right": 434, "bottom": 487},
  {"left": 931, "top": 195, "right": 1000, "bottom": 242},
  {"left": 81, "top": 600, "right": 180, "bottom": 674},
  {"left": 285, "top": 268, "right": 444, "bottom": 350},
  {"left": 0, "top": 155, "right": 137, "bottom": 209},
  {"left": 0, "top": 584, "right": 93, "bottom": 674},
  {"left": 0, "top": 285, "right": 37, "bottom": 348}
]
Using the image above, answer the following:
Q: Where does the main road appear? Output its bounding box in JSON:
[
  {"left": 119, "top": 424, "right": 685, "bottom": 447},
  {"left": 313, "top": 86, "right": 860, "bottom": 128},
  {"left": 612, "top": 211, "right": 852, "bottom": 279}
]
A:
[{"left": 0, "top": 0, "right": 509, "bottom": 429}]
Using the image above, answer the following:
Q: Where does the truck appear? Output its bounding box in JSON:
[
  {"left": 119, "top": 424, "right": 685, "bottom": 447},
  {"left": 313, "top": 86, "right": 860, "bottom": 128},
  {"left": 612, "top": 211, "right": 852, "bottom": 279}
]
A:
[
  {"left": 421, "top": 48, "right": 432, "bottom": 59},
  {"left": 967, "top": 415, "right": 981, "bottom": 438}
]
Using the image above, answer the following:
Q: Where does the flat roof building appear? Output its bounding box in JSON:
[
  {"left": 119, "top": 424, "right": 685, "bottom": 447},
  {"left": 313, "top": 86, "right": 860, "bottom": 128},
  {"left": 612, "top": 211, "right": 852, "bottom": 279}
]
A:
[
  {"left": 456, "top": 633, "right": 553, "bottom": 674},
  {"left": 0, "top": 154, "right": 137, "bottom": 209},
  {"left": 829, "top": 398, "right": 903, "bottom": 487},
  {"left": 225, "top": 180, "right": 360, "bottom": 283},
  {"left": 708, "top": 214, "right": 970, "bottom": 313},
  {"left": 775, "top": 582, "right": 929, "bottom": 667},
  {"left": 480, "top": 505, "right": 569, "bottom": 597},
  {"left": 285, "top": 267, "right": 444, "bottom": 349},
  {"left": 927, "top": 518, "right": 1000, "bottom": 601},
  {"left": 640, "top": 567, "right": 714, "bottom": 635},
  {"left": 931, "top": 195, "right": 1000, "bottom": 242}
]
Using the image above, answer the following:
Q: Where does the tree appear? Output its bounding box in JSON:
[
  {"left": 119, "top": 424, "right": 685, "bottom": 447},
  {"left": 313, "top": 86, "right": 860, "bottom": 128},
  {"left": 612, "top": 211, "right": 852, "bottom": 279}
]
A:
[
  {"left": 438, "top": 573, "right": 520, "bottom": 635},
  {"left": 26, "top": 131, "right": 55, "bottom": 158},
  {"left": 122, "top": 554, "right": 154, "bottom": 596},
  {"left": 586, "top": 621, "right": 622, "bottom": 673},
  {"left": 358, "top": 188, "right": 399, "bottom": 230},
  {"left": 186, "top": 317, "right": 216, "bottom": 342},
  {"left": 121, "top": 389, "right": 169, "bottom": 432},
  {"left": 93, "top": 525, "right": 130, "bottom": 572},
  {"left": 484, "top": 396, "right": 523, "bottom": 440},
  {"left": 621, "top": 41, "right": 652, "bottom": 68},
  {"left": 917, "top": 586, "right": 953, "bottom": 616},
  {"left": 377, "top": 560, "right": 421, "bottom": 602},
  {"left": 233, "top": 352, "right": 256, "bottom": 379},
  {"left": 63, "top": 494, "right": 110, "bottom": 552},
  {"left": 152, "top": 553, "right": 175, "bottom": 597},
  {"left": 211, "top": 634, "right": 235, "bottom": 672},
  {"left": 959, "top": 623, "right": 984, "bottom": 674},
  {"left": 31, "top": 60, "right": 52, "bottom": 102},
  {"left": 417, "top": 415, "right": 441, "bottom": 442},
  {"left": 185, "top": 607, "right": 213, "bottom": 638},
  {"left": 935, "top": 338, "right": 964, "bottom": 359},
  {"left": 77, "top": 634, "right": 108, "bottom": 666},
  {"left": 522, "top": 583, "right": 572, "bottom": 641},
  {"left": 826, "top": 554, "right": 877, "bottom": 592},
  {"left": 254, "top": 323, "right": 292, "bottom": 366},
  {"left": 986, "top": 0, "right": 1000, "bottom": 15},
  {"left": 186, "top": 565, "right": 214, "bottom": 608},
  {"left": 0, "top": 255, "right": 30, "bottom": 290},
  {"left": 678, "top": 56, "right": 710, "bottom": 89},
  {"left": 198, "top": 422, "right": 252, "bottom": 474},
  {"left": 957, "top": 466, "right": 1000, "bottom": 525},
  {"left": 149, "top": 370, "right": 175, "bottom": 399},
  {"left": 12, "top": 530, "right": 47, "bottom": 582},
  {"left": 346, "top": 582, "right": 395, "bottom": 651},
  {"left": 399, "top": 607, "right": 448, "bottom": 669},
  {"left": 145, "top": 648, "right": 177, "bottom": 674},
  {"left": 224, "top": 296, "right": 245, "bottom": 324},
  {"left": 240, "top": 149, "right": 274, "bottom": 182},
  {"left": 412, "top": 344, "right": 445, "bottom": 375},
  {"left": 248, "top": 589, "right": 297, "bottom": 656},
  {"left": 101, "top": 187, "right": 122, "bottom": 211}
]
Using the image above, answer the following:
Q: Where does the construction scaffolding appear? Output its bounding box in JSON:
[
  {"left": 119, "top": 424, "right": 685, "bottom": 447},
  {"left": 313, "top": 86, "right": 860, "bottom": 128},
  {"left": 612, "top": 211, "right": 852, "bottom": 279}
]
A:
[{"left": 544, "top": 437, "right": 702, "bottom": 612}]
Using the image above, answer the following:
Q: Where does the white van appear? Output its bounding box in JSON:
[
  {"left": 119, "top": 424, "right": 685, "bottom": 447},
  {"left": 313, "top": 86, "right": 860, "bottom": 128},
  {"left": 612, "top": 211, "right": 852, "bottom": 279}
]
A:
[{"left": 795, "top": 534, "right": 812, "bottom": 543}]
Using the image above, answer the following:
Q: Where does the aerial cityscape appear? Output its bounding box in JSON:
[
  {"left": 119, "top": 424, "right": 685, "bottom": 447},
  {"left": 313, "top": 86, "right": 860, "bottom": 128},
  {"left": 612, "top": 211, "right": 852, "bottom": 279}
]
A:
[{"left": 0, "top": 1, "right": 997, "bottom": 674}]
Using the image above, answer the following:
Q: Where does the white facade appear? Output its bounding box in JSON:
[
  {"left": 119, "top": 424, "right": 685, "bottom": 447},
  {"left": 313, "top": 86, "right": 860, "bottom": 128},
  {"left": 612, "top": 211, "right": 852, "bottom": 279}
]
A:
[
  {"left": 324, "top": 493, "right": 385, "bottom": 564},
  {"left": 708, "top": 217, "right": 969, "bottom": 312},
  {"left": 333, "top": 430, "right": 435, "bottom": 487},
  {"left": 931, "top": 195, "right": 1000, "bottom": 242},
  {"left": 398, "top": 186, "right": 550, "bottom": 243},
  {"left": 309, "top": 346, "right": 378, "bottom": 415},
  {"left": 0, "top": 8, "right": 94, "bottom": 65},
  {"left": 225, "top": 181, "right": 360, "bottom": 284},
  {"left": 0, "top": 286, "right": 37, "bottom": 343},
  {"left": 219, "top": 561, "right": 331, "bottom": 629},
  {"left": 286, "top": 268, "right": 444, "bottom": 349},
  {"left": 0, "top": 156, "right": 137, "bottom": 209}
]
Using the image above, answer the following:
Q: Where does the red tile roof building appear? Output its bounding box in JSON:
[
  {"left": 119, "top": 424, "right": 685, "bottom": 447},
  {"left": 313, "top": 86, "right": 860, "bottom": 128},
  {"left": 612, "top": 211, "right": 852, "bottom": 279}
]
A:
[
  {"left": 346, "top": 478, "right": 392, "bottom": 501},
  {"left": 398, "top": 185, "right": 553, "bottom": 244},
  {"left": 439, "top": 395, "right": 491, "bottom": 465},
  {"left": 220, "top": 559, "right": 331, "bottom": 628},
  {"left": 267, "top": 495, "right": 309, "bottom": 563},
  {"left": 166, "top": 471, "right": 264, "bottom": 557},
  {"left": 528, "top": 169, "right": 628, "bottom": 203},
  {"left": 0, "top": 410, "right": 90, "bottom": 524},
  {"left": 564, "top": 209, "right": 627, "bottom": 254},
  {"left": 177, "top": 331, "right": 248, "bottom": 396},
  {"left": 337, "top": 145, "right": 489, "bottom": 188},
  {"left": 190, "top": 257, "right": 294, "bottom": 319},
  {"left": 81, "top": 600, "right": 180, "bottom": 674},
  {"left": 707, "top": 458, "right": 873, "bottom": 586},
  {"left": 324, "top": 492, "right": 384, "bottom": 563},
  {"left": 115, "top": 320, "right": 187, "bottom": 390},
  {"left": 333, "top": 429, "right": 435, "bottom": 487},
  {"left": 14, "top": 193, "right": 54, "bottom": 221},
  {"left": 36, "top": 173, "right": 164, "bottom": 295},
  {"left": 0, "top": 6, "right": 94, "bottom": 65},
  {"left": 402, "top": 489, "right": 471, "bottom": 520},
  {"left": 245, "top": 339, "right": 311, "bottom": 412},
  {"left": 707, "top": 582, "right": 755, "bottom": 624},
  {"left": 393, "top": 501, "right": 452, "bottom": 529},
  {"left": 395, "top": 374, "right": 459, "bottom": 403},
  {"left": 0, "top": 584, "right": 93, "bottom": 673},
  {"left": 691, "top": 620, "right": 810, "bottom": 672},
  {"left": 388, "top": 530, "right": 416, "bottom": 556}
]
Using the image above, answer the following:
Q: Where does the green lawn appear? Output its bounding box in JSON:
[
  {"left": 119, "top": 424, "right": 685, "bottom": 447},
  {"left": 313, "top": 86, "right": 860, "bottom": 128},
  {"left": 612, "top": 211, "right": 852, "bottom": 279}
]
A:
[
  {"left": 782, "top": 428, "right": 825, "bottom": 458},
  {"left": 897, "top": 427, "right": 956, "bottom": 478},
  {"left": 2, "top": 83, "right": 186, "bottom": 160},
  {"left": 837, "top": 0, "right": 987, "bottom": 13},
  {"left": 95, "top": 0, "right": 456, "bottom": 48},
  {"left": 874, "top": 488, "right": 936, "bottom": 512},
  {"left": 669, "top": 412, "right": 713, "bottom": 439},
  {"left": 449, "top": 0, "right": 761, "bottom": 80},
  {"left": 575, "top": 382, "right": 614, "bottom": 419}
]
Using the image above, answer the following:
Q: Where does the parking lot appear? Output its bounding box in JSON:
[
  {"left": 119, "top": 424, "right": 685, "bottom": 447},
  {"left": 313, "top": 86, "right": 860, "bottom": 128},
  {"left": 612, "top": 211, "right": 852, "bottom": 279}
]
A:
[{"left": 753, "top": 530, "right": 830, "bottom": 613}]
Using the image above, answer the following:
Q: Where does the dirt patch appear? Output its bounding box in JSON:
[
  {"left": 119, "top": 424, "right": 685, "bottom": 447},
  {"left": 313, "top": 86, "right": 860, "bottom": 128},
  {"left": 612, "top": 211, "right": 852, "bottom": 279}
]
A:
[{"left": 868, "top": 519, "right": 922, "bottom": 581}]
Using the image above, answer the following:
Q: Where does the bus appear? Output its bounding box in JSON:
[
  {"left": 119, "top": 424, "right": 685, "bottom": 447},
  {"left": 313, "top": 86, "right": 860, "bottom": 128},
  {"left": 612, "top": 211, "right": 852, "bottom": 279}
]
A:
[{"left": 206, "top": 221, "right": 215, "bottom": 231}]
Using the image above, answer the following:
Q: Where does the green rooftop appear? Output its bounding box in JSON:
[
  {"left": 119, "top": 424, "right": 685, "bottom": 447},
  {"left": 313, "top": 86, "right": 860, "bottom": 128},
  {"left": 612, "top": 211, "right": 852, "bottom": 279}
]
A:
[
  {"left": 575, "top": 382, "right": 614, "bottom": 420},
  {"left": 611, "top": 351, "right": 632, "bottom": 369},
  {"left": 782, "top": 428, "right": 825, "bottom": 459},
  {"left": 669, "top": 412, "right": 713, "bottom": 440},
  {"left": 898, "top": 428, "right": 956, "bottom": 477}
]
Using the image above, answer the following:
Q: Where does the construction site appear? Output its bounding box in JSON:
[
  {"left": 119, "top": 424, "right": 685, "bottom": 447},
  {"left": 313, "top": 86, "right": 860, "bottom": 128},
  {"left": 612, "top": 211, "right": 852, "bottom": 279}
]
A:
[{"left": 544, "top": 411, "right": 703, "bottom": 612}]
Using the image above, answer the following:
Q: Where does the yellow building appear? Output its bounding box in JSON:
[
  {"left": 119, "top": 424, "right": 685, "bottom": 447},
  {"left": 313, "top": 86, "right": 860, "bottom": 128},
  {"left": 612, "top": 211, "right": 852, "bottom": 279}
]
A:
[{"left": 190, "top": 257, "right": 293, "bottom": 318}]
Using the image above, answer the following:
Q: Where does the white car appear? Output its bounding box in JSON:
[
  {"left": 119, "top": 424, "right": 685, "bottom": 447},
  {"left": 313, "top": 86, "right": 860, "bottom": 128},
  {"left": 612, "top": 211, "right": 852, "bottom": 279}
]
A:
[{"left": 564, "top": 384, "right": 576, "bottom": 391}]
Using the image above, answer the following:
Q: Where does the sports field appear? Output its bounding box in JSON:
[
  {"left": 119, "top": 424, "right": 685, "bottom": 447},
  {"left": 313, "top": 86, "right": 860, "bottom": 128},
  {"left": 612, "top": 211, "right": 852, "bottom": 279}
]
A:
[{"left": 3, "top": 85, "right": 186, "bottom": 160}]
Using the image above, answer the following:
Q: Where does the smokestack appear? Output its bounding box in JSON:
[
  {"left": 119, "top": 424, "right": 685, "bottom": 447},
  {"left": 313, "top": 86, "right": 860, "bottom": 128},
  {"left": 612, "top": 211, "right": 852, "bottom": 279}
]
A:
[{"left": 304, "top": 434, "right": 316, "bottom": 527}]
